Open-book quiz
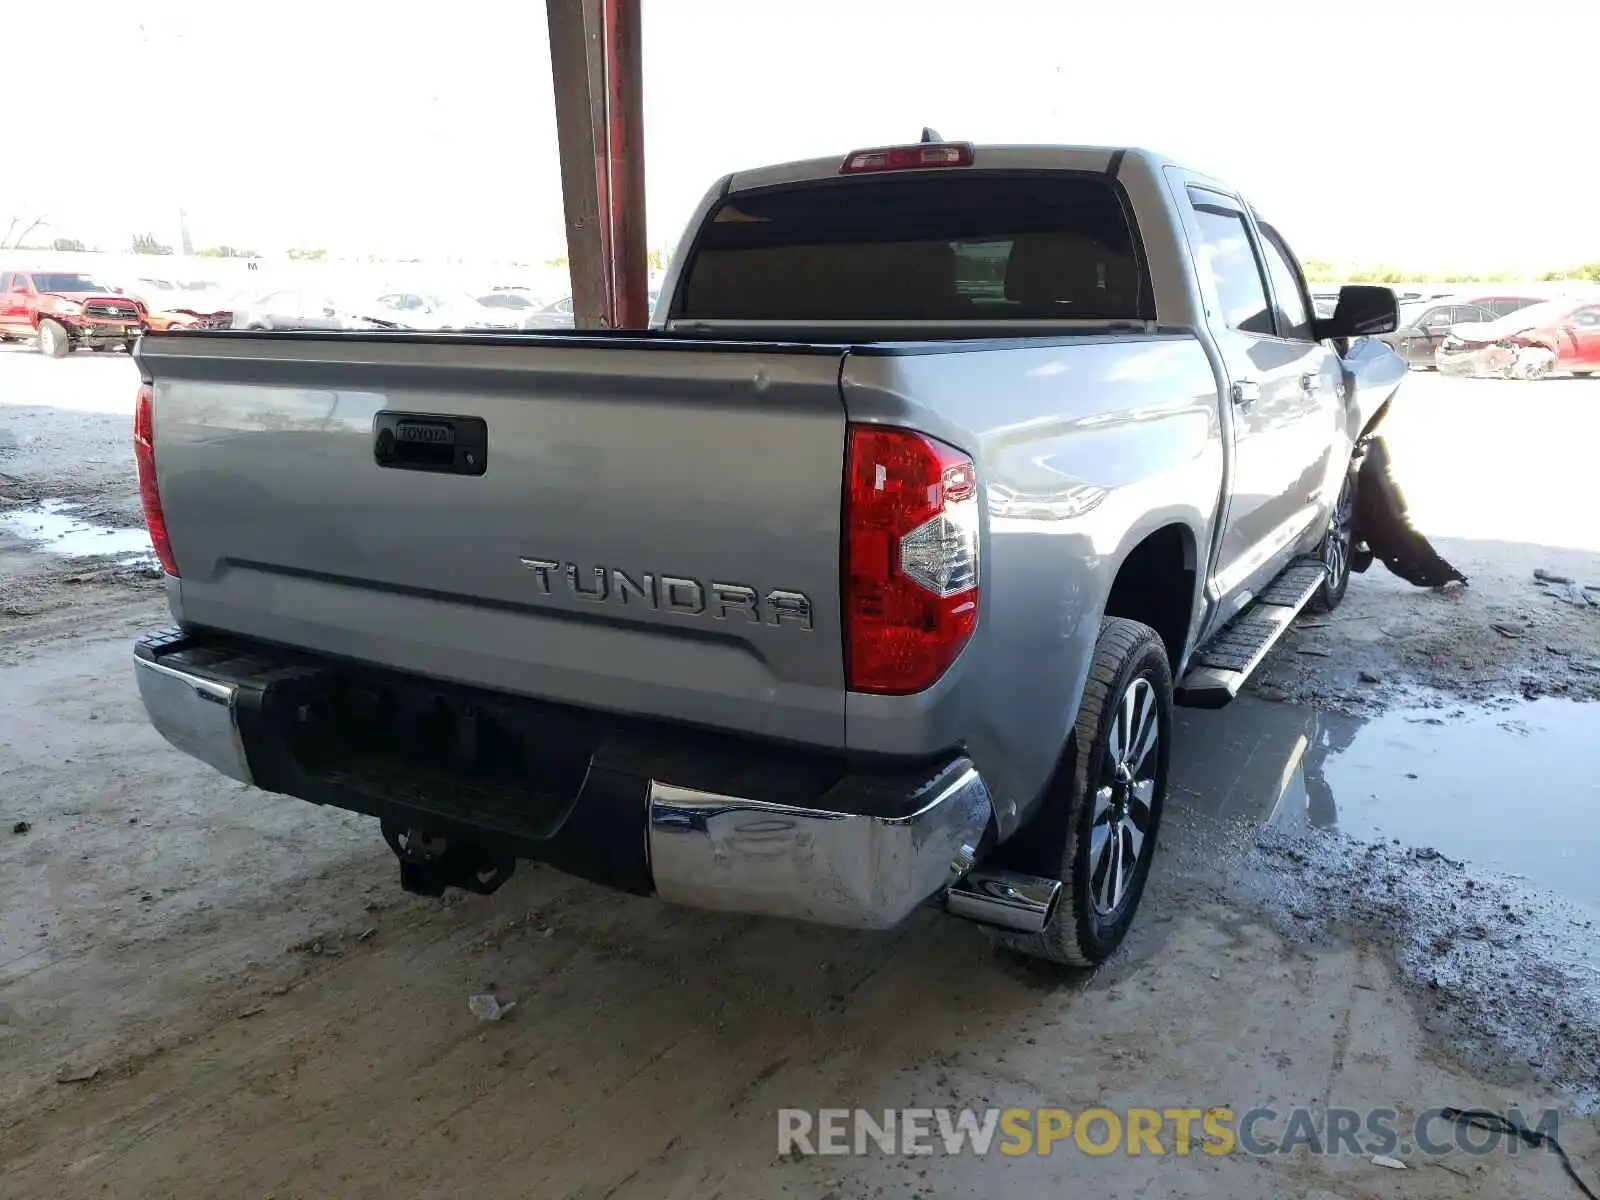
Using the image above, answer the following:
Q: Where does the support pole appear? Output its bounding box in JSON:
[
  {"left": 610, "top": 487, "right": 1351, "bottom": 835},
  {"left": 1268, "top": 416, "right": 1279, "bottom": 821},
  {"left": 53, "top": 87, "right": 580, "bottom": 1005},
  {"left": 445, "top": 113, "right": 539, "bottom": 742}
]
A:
[
  {"left": 602, "top": 0, "right": 648, "bottom": 328},
  {"left": 547, "top": 0, "right": 610, "bottom": 328},
  {"left": 584, "top": 0, "right": 612, "bottom": 318}
]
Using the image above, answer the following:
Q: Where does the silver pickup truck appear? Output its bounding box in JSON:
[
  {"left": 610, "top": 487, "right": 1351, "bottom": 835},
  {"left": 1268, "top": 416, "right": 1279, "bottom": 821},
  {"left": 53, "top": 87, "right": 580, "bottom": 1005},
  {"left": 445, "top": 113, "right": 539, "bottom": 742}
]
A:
[{"left": 131, "top": 141, "right": 1403, "bottom": 965}]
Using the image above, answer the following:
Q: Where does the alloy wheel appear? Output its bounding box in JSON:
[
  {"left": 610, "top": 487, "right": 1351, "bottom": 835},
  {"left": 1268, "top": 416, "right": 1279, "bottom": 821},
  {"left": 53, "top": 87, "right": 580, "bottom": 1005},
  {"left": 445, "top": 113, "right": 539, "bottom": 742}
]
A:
[
  {"left": 1323, "top": 473, "right": 1355, "bottom": 587},
  {"left": 1089, "top": 676, "right": 1159, "bottom": 915}
]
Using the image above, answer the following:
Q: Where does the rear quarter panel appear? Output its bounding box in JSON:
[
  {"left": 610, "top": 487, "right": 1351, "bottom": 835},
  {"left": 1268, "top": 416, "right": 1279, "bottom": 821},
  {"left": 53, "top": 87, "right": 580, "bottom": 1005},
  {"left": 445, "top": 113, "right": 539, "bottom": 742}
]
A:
[{"left": 841, "top": 334, "right": 1222, "bottom": 836}]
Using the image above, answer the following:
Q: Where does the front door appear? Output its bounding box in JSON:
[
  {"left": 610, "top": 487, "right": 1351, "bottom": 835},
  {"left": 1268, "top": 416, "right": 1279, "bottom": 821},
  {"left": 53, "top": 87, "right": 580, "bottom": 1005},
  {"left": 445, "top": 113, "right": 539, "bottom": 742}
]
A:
[
  {"left": 1176, "top": 179, "right": 1341, "bottom": 616},
  {"left": 1403, "top": 304, "right": 1452, "bottom": 366}
]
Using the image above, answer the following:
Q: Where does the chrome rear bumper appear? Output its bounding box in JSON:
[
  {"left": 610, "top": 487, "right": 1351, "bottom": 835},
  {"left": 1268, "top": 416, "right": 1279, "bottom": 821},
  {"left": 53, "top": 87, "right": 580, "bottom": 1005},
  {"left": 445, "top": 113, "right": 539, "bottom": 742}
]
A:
[
  {"left": 135, "top": 629, "right": 1002, "bottom": 931},
  {"left": 134, "top": 653, "right": 254, "bottom": 784},
  {"left": 647, "top": 765, "right": 994, "bottom": 930}
]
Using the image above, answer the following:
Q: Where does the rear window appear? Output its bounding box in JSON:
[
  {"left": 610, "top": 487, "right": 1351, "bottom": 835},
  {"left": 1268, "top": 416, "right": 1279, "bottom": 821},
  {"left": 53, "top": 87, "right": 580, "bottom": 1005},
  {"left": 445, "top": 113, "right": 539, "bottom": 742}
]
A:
[{"left": 676, "top": 172, "right": 1149, "bottom": 322}]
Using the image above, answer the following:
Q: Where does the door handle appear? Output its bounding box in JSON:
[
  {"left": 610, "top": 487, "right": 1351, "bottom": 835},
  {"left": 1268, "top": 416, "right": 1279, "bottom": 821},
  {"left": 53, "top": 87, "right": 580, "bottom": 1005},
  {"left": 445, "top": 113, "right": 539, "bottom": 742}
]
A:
[
  {"left": 1299, "top": 371, "right": 1321, "bottom": 393},
  {"left": 1231, "top": 379, "right": 1260, "bottom": 406}
]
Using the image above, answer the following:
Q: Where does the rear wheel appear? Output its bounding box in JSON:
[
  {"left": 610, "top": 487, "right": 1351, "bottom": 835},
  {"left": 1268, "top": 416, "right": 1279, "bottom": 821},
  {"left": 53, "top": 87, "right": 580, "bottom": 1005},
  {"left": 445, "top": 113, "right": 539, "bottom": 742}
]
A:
[
  {"left": 37, "top": 318, "right": 70, "bottom": 358},
  {"left": 991, "top": 617, "right": 1172, "bottom": 966}
]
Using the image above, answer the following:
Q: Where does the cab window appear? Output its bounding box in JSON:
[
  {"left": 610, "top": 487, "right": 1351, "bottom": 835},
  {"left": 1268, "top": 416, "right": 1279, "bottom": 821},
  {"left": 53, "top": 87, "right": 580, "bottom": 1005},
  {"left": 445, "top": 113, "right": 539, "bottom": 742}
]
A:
[
  {"left": 1187, "top": 190, "right": 1273, "bottom": 336},
  {"left": 1256, "top": 223, "right": 1313, "bottom": 341}
]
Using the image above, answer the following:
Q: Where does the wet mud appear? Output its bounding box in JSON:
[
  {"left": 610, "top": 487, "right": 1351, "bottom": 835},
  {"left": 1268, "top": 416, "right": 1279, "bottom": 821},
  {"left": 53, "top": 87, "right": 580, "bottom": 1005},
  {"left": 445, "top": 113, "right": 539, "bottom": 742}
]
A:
[{"left": 1165, "top": 694, "right": 1600, "bottom": 1113}]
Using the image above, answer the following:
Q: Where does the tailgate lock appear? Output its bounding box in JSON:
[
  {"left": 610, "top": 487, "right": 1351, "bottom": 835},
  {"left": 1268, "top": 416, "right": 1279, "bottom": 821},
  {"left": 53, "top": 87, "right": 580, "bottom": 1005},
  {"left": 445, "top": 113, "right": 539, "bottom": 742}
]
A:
[{"left": 373, "top": 411, "right": 488, "bottom": 476}]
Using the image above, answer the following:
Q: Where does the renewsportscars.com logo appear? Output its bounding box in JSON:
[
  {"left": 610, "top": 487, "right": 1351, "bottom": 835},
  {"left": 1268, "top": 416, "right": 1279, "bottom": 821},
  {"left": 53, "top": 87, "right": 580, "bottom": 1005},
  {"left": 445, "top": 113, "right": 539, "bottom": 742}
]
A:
[{"left": 778, "top": 1106, "right": 1564, "bottom": 1158}]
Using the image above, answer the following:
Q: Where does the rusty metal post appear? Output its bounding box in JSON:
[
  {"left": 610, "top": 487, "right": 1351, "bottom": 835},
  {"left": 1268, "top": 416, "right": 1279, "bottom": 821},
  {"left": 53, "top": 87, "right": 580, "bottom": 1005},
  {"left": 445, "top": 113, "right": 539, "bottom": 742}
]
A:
[
  {"left": 546, "top": 0, "right": 610, "bottom": 328},
  {"left": 583, "top": 0, "right": 613, "bottom": 319},
  {"left": 602, "top": 0, "right": 648, "bottom": 328}
]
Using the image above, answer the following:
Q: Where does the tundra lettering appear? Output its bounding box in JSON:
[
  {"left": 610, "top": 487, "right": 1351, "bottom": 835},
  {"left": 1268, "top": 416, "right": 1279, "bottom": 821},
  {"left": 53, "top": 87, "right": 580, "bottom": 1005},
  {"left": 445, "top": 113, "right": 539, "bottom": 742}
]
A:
[{"left": 517, "top": 558, "right": 813, "bottom": 629}]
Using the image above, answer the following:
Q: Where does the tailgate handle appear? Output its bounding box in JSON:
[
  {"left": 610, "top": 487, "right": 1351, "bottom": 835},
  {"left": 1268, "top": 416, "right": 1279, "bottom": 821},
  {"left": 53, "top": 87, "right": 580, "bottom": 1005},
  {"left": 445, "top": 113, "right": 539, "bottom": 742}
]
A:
[{"left": 373, "top": 412, "right": 488, "bottom": 476}]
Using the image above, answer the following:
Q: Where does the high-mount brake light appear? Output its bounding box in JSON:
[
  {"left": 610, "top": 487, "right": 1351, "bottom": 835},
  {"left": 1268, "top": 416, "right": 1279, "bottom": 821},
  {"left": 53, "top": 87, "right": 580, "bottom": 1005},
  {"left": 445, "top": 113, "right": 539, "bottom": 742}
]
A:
[
  {"left": 133, "top": 383, "right": 179, "bottom": 576},
  {"left": 840, "top": 142, "right": 976, "bottom": 174},
  {"left": 844, "top": 426, "right": 980, "bottom": 694}
]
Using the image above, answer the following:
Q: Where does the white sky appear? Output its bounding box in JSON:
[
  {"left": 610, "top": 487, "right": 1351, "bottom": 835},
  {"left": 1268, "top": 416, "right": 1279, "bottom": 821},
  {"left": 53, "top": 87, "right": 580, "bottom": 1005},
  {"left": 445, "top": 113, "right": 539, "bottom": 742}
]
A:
[{"left": 11, "top": 0, "right": 1598, "bottom": 269}]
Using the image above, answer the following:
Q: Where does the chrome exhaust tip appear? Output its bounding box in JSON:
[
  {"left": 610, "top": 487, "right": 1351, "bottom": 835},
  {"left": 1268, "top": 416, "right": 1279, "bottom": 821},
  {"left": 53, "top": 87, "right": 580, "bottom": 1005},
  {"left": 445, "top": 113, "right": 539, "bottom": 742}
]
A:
[{"left": 945, "top": 869, "right": 1062, "bottom": 935}]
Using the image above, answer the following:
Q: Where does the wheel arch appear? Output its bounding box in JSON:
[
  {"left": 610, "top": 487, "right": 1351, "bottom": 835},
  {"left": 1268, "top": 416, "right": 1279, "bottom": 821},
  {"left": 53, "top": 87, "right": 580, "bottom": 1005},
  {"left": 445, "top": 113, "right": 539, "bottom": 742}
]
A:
[{"left": 1101, "top": 520, "right": 1202, "bottom": 674}]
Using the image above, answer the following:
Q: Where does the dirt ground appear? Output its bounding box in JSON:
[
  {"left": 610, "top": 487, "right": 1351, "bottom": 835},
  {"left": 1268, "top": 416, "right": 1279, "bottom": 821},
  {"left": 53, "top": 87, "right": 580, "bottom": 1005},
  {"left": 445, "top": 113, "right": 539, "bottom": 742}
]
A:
[{"left": 2, "top": 348, "right": 1598, "bottom": 1198}]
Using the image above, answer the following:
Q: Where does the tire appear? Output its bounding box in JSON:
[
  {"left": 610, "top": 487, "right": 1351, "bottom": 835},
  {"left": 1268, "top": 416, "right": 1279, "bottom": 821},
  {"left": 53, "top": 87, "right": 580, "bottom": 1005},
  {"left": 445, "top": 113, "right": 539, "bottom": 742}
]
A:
[
  {"left": 991, "top": 617, "right": 1172, "bottom": 966},
  {"left": 1576, "top": 372, "right": 1594, "bottom": 379},
  {"left": 1308, "top": 460, "right": 1357, "bottom": 613},
  {"left": 37, "top": 318, "right": 71, "bottom": 358}
]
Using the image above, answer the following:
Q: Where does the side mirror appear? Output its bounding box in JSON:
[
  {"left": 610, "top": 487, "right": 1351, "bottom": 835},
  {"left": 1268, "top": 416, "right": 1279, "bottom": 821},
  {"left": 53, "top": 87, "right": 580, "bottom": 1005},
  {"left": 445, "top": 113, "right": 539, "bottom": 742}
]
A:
[{"left": 1314, "top": 285, "right": 1399, "bottom": 340}]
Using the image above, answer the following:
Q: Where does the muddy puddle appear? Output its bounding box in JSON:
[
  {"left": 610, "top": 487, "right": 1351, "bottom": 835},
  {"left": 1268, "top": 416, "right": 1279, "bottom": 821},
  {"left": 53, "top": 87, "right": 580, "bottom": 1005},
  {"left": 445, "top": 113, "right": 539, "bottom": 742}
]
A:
[
  {"left": 1165, "top": 691, "right": 1600, "bottom": 1111},
  {"left": 0, "top": 500, "right": 155, "bottom": 564},
  {"left": 1173, "top": 694, "right": 1600, "bottom": 910}
]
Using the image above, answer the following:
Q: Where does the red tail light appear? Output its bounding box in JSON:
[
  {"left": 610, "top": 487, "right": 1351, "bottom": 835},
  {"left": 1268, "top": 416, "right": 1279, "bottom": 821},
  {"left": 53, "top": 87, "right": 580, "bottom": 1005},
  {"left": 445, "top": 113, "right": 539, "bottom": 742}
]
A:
[
  {"left": 844, "top": 426, "right": 980, "bottom": 694},
  {"left": 840, "top": 142, "right": 975, "bottom": 174},
  {"left": 133, "top": 384, "right": 179, "bottom": 576}
]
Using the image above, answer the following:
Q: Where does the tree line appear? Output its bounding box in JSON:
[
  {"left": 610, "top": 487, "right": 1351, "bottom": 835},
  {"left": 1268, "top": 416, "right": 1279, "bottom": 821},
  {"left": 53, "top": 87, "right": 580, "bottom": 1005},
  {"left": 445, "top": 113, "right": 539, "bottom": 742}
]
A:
[{"left": 1302, "top": 259, "right": 1600, "bottom": 284}]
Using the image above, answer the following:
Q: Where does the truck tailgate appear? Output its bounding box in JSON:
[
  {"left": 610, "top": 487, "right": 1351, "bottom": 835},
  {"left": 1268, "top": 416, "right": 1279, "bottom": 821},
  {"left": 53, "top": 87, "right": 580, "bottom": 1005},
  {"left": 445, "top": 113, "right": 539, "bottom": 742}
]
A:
[{"left": 139, "top": 333, "right": 850, "bottom": 747}]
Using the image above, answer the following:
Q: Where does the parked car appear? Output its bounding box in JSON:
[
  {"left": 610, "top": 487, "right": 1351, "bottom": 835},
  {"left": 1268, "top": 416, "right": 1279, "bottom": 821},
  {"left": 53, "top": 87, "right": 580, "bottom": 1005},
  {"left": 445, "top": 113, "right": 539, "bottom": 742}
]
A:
[
  {"left": 1379, "top": 295, "right": 1546, "bottom": 369},
  {"left": 0, "top": 269, "right": 146, "bottom": 357},
  {"left": 370, "top": 291, "right": 514, "bottom": 331},
  {"left": 142, "top": 306, "right": 233, "bottom": 333},
  {"left": 129, "top": 279, "right": 228, "bottom": 310},
  {"left": 128, "top": 280, "right": 233, "bottom": 333},
  {"left": 1436, "top": 296, "right": 1600, "bottom": 379},
  {"left": 524, "top": 294, "right": 576, "bottom": 329},
  {"left": 525, "top": 290, "right": 662, "bottom": 328},
  {"left": 474, "top": 290, "right": 552, "bottom": 327},
  {"left": 131, "top": 141, "right": 1402, "bottom": 967},
  {"left": 228, "top": 289, "right": 396, "bottom": 331}
]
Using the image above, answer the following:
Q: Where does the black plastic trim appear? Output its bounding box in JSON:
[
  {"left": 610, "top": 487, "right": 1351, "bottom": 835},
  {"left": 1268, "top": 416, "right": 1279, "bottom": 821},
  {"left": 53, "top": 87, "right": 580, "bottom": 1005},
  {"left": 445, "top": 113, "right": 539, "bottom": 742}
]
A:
[
  {"left": 144, "top": 327, "right": 852, "bottom": 355},
  {"left": 846, "top": 330, "right": 1189, "bottom": 357}
]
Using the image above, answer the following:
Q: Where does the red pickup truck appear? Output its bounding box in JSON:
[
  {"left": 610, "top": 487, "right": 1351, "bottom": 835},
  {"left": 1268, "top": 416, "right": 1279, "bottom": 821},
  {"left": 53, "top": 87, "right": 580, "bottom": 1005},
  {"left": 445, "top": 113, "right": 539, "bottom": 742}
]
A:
[{"left": 0, "top": 269, "right": 147, "bottom": 357}]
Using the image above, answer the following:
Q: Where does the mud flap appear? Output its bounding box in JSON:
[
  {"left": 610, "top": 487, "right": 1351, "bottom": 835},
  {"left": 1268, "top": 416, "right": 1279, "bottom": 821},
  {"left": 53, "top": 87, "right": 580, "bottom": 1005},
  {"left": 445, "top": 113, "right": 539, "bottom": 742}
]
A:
[{"left": 1351, "top": 437, "right": 1468, "bottom": 588}]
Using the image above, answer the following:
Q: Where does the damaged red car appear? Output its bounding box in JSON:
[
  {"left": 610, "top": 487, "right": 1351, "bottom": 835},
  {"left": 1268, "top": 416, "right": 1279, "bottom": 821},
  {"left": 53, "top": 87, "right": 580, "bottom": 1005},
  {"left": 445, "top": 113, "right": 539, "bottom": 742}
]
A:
[{"left": 1435, "top": 295, "right": 1600, "bottom": 379}]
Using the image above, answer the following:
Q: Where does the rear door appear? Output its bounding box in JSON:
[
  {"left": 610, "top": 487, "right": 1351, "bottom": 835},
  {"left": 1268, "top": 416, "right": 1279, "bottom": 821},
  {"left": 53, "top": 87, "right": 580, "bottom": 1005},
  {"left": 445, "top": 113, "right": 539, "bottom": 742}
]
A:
[{"left": 1180, "top": 184, "right": 1338, "bottom": 608}]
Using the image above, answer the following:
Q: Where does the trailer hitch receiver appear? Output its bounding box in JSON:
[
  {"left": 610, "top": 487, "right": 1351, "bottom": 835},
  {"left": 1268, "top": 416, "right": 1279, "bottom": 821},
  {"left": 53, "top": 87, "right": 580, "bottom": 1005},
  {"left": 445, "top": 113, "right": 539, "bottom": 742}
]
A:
[{"left": 381, "top": 822, "right": 516, "bottom": 898}]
